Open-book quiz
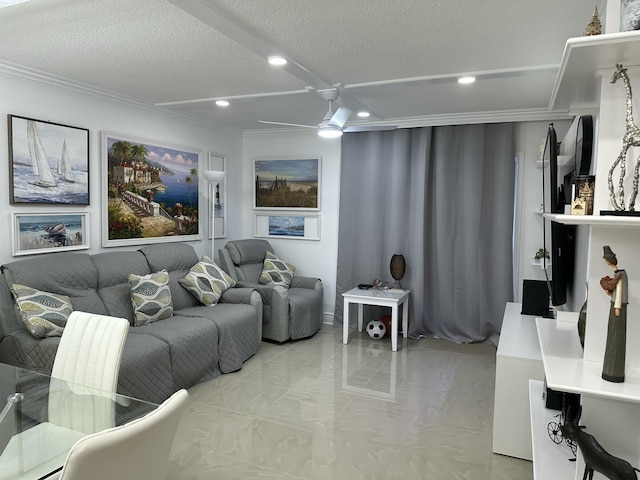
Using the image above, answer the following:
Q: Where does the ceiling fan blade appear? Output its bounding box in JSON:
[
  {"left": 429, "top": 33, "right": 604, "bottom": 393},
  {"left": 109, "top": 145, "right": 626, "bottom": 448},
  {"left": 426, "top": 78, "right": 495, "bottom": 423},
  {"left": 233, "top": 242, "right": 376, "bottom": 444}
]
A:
[
  {"left": 327, "top": 107, "right": 352, "bottom": 128},
  {"left": 258, "top": 120, "right": 316, "bottom": 129},
  {"left": 343, "top": 125, "right": 398, "bottom": 132}
]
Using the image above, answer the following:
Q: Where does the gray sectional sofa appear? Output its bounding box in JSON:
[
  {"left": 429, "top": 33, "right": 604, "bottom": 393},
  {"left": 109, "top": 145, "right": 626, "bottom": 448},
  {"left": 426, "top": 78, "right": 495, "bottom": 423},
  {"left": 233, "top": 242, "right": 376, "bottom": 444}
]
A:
[{"left": 0, "top": 243, "right": 262, "bottom": 404}]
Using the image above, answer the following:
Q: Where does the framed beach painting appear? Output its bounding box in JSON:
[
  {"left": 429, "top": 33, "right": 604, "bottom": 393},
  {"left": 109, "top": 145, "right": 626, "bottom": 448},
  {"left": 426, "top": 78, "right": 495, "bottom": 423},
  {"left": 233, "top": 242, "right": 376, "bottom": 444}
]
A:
[
  {"left": 12, "top": 212, "right": 89, "bottom": 256},
  {"left": 254, "top": 213, "right": 320, "bottom": 240},
  {"left": 253, "top": 157, "right": 320, "bottom": 210},
  {"left": 8, "top": 115, "right": 90, "bottom": 205},
  {"left": 101, "top": 132, "right": 202, "bottom": 247}
]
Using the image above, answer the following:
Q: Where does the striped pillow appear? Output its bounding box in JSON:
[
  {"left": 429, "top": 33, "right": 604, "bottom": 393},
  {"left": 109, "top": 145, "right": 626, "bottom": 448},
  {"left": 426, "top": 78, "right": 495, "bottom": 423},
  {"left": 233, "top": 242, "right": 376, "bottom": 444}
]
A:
[
  {"left": 179, "top": 255, "right": 236, "bottom": 306},
  {"left": 128, "top": 270, "right": 173, "bottom": 325},
  {"left": 11, "top": 283, "right": 72, "bottom": 338}
]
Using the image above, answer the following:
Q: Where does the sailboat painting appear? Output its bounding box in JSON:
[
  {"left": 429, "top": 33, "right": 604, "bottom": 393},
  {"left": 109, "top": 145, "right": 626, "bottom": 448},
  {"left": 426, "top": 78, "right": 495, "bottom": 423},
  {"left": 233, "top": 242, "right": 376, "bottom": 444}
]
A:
[{"left": 9, "top": 115, "right": 89, "bottom": 205}]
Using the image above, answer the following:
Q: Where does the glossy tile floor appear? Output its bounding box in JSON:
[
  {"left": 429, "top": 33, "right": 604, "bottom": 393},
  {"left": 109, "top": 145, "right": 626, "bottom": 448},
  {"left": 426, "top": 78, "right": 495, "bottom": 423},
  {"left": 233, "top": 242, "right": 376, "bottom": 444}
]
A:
[{"left": 167, "top": 326, "right": 533, "bottom": 479}]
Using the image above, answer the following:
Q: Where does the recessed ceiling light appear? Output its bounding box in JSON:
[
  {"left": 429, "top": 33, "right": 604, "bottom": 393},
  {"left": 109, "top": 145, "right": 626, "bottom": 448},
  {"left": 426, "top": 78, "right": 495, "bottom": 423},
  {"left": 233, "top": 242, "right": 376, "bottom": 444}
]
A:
[
  {"left": 357, "top": 111, "right": 370, "bottom": 118},
  {"left": 458, "top": 76, "right": 476, "bottom": 85},
  {"left": 268, "top": 56, "right": 287, "bottom": 66},
  {"left": 215, "top": 100, "right": 230, "bottom": 107}
]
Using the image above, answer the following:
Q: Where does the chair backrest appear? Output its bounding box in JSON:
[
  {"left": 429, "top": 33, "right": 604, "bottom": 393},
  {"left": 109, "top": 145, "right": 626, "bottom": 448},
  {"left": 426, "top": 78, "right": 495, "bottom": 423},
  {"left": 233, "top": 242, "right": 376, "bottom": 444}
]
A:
[
  {"left": 49, "top": 312, "right": 129, "bottom": 432},
  {"left": 52, "top": 311, "right": 129, "bottom": 392},
  {"left": 57, "top": 389, "right": 189, "bottom": 480},
  {"left": 221, "top": 239, "right": 273, "bottom": 283}
]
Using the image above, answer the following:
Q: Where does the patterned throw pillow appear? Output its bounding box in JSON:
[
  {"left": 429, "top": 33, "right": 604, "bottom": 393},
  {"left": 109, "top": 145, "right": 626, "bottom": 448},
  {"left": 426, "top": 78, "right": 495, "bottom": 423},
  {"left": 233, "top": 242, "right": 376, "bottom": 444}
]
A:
[
  {"left": 259, "top": 251, "right": 296, "bottom": 288},
  {"left": 128, "top": 270, "right": 173, "bottom": 326},
  {"left": 179, "top": 255, "right": 236, "bottom": 306},
  {"left": 11, "top": 283, "right": 72, "bottom": 338}
]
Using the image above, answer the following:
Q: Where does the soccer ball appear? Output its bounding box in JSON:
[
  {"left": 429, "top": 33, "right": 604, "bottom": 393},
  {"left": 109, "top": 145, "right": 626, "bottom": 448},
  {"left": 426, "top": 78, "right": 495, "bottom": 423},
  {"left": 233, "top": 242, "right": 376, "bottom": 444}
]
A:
[{"left": 366, "top": 319, "right": 387, "bottom": 339}]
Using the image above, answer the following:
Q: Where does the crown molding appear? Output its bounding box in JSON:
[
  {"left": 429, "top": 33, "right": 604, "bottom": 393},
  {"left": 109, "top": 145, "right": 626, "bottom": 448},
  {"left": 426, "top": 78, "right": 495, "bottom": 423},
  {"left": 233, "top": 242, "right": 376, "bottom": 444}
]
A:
[{"left": 0, "top": 60, "right": 241, "bottom": 134}]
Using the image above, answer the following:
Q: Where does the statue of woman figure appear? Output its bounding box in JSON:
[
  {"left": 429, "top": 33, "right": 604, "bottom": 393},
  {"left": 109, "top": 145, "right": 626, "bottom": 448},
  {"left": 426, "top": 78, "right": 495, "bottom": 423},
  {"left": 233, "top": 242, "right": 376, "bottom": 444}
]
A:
[{"left": 600, "top": 246, "right": 628, "bottom": 382}]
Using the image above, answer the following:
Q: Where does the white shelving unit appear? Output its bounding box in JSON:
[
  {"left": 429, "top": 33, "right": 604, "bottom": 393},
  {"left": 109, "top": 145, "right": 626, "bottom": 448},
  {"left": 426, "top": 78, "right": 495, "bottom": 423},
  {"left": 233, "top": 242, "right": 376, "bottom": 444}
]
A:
[
  {"left": 529, "top": 380, "right": 575, "bottom": 480},
  {"left": 537, "top": 316, "right": 640, "bottom": 404},
  {"left": 549, "top": 31, "right": 640, "bottom": 112},
  {"left": 544, "top": 213, "right": 640, "bottom": 227},
  {"left": 529, "top": 25, "right": 640, "bottom": 480}
]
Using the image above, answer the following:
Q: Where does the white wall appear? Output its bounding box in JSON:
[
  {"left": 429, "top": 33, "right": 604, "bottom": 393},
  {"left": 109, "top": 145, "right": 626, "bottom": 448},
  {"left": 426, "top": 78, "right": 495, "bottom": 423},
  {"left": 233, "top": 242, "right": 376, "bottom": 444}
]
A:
[
  {"left": 0, "top": 68, "right": 243, "bottom": 266},
  {"left": 242, "top": 130, "right": 341, "bottom": 322}
]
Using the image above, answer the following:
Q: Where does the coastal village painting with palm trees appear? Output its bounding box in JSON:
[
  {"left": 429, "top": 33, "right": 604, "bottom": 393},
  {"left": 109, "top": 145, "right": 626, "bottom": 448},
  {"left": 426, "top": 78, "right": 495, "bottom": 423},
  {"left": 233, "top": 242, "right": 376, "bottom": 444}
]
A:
[{"left": 104, "top": 134, "right": 200, "bottom": 244}]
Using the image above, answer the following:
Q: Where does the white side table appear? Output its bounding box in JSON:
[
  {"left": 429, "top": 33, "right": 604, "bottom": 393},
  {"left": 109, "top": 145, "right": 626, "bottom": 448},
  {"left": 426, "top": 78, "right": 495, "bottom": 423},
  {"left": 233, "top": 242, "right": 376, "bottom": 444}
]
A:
[{"left": 342, "top": 287, "right": 410, "bottom": 352}]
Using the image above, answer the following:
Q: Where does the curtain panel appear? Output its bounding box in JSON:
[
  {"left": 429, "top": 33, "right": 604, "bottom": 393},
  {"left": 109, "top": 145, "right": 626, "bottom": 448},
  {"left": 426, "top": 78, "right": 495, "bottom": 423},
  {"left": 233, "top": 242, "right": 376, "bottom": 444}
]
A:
[{"left": 334, "top": 124, "right": 515, "bottom": 344}]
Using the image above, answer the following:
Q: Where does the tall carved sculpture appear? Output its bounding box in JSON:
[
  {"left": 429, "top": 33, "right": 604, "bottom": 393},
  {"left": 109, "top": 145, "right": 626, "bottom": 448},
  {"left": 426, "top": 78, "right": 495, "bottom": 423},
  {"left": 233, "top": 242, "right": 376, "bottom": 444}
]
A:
[{"left": 608, "top": 64, "right": 640, "bottom": 212}]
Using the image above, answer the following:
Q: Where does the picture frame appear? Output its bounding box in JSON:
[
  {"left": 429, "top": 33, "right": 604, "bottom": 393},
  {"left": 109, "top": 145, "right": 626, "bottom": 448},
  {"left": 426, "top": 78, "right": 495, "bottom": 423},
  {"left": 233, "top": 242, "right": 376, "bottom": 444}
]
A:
[
  {"left": 8, "top": 115, "right": 90, "bottom": 205},
  {"left": 208, "top": 152, "right": 226, "bottom": 239},
  {"left": 101, "top": 131, "right": 202, "bottom": 247},
  {"left": 253, "top": 157, "right": 321, "bottom": 210},
  {"left": 12, "top": 212, "right": 89, "bottom": 256},
  {"left": 254, "top": 213, "right": 320, "bottom": 240}
]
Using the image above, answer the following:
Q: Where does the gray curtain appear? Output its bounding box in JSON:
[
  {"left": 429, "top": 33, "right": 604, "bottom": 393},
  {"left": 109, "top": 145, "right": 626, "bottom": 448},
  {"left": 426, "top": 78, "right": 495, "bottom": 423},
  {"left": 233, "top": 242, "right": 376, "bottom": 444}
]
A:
[{"left": 334, "top": 124, "right": 515, "bottom": 344}]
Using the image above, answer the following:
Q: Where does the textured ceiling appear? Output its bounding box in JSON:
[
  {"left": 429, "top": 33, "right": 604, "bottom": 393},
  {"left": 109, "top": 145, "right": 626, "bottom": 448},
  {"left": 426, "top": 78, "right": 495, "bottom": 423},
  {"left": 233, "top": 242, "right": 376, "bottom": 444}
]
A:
[{"left": 0, "top": 0, "right": 605, "bottom": 131}]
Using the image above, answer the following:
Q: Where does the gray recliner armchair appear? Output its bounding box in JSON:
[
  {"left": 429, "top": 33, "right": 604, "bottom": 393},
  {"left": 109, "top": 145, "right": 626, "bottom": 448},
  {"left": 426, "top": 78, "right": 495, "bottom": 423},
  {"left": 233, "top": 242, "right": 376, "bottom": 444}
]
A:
[{"left": 218, "top": 239, "right": 323, "bottom": 342}]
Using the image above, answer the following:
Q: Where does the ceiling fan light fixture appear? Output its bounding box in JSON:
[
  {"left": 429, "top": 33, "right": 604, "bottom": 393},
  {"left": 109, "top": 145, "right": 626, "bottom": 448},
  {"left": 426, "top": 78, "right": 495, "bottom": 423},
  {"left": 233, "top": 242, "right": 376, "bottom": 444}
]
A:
[
  {"left": 317, "top": 125, "right": 343, "bottom": 138},
  {"left": 458, "top": 76, "right": 476, "bottom": 85},
  {"left": 268, "top": 56, "right": 287, "bottom": 66},
  {"left": 215, "top": 99, "right": 230, "bottom": 107}
]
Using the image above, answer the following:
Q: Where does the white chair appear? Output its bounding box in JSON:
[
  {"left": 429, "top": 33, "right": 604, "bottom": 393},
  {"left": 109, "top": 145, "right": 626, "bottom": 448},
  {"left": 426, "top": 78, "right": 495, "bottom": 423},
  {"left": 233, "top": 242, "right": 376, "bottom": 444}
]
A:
[
  {"left": 52, "top": 311, "right": 129, "bottom": 393},
  {"left": 48, "top": 312, "right": 130, "bottom": 432},
  {"left": 55, "top": 389, "right": 189, "bottom": 480},
  {"left": 0, "top": 312, "right": 129, "bottom": 479}
]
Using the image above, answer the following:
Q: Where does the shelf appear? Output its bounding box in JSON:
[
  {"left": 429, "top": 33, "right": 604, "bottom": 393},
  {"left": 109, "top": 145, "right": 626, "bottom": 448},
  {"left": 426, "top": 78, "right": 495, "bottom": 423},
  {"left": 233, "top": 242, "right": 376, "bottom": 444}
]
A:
[
  {"left": 530, "top": 258, "right": 551, "bottom": 269},
  {"left": 543, "top": 213, "right": 640, "bottom": 227},
  {"left": 550, "top": 31, "right": 640, "bottom": 112},
  {"left": 529, "top": 380, "right": 575, "bottom": 480},
  {"left": 536, "top": 316, "right": 640, "bottom": 403}
]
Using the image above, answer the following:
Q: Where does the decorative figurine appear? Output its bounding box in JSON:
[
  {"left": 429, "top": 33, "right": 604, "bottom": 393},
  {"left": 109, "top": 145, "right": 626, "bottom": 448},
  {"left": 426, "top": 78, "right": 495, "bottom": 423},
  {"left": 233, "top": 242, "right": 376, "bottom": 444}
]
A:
[
  {"left": 390, "top": 254, "right": 406, "bottom": 290},
  {"left": 585, "top": 6, "right": 602, "bottom": 36},
  {"left": 561, "top": 405, "right": 640, "bottom": 480},
  {"left": 607, "top": 64, "right": 640, "bottom": 213},
  {"left": 600, "top": 246, "right": 628, "bottom": 383}
]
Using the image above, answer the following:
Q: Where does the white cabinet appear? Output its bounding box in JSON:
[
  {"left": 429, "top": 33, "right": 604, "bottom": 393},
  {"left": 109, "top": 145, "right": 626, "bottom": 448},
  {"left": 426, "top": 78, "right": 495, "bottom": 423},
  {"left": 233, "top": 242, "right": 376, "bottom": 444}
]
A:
[{"left": 492, "top": 302, "right": 544, "bottom": 460}]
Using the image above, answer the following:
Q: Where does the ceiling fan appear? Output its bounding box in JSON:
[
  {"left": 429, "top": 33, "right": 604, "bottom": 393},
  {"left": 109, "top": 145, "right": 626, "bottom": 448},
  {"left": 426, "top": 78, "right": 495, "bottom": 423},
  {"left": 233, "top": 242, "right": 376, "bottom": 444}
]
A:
[{"left": 259, "top": 90, "right": 396, "bottom": 138}]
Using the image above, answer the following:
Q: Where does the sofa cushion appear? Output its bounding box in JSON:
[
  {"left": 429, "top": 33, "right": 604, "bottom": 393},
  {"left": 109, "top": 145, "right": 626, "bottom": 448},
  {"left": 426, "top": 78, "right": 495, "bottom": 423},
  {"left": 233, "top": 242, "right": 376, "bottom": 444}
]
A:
[
  {"left": 259, "top": 251, "right": 296, "bottom": 288},
  {"left": 132, "top": 315, "right": 219, "bottom": 389},
  {"left": 93, "top": 250, "right": 151, "bottom": 323},
  {"left": 179, "top": 255, "right": 236, "bottom": 306},
  {"left": 10, "top": 284, "right": 72, "bottom": 338},
  {"left": 128, "top": 270, "right": 173, "bottom": 326},
  {"left": 139, "top": 243, "right": 201, "bottom": 311},
  {"left": 1, "top": 253, "right": 108, "bottom": 315}
]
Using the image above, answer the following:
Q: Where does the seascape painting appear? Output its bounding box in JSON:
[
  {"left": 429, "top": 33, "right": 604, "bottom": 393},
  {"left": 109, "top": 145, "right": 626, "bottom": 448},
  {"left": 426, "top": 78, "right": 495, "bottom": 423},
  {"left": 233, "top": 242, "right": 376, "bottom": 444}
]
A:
[
  {"left": 269, "top": 215, "right": 305, "bottom": 237},
  {"left": 9, "top": 115, "right": 89, "bottom": 205},
  {"left": 13, "top": 213, "right": 89, "bottom": 256},
  {"left": 254, "top": 157, "right": 320, "bottom": 210},
  {"left": 102, "top": 132, "right": 201, "bottom": 247},
  {"left": 255, "top": 213, "right": 320, "bottom": 240}
]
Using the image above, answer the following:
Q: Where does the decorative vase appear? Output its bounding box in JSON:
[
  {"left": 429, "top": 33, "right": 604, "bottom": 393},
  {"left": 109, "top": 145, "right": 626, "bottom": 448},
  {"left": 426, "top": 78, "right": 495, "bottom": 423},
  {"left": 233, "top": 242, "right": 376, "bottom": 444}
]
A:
[
  {"left": 390, "top": 254, "right": 406, "bottom": 289},
  {"left": 578, "top": 299, "right": 587, "bottom": 348}
]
